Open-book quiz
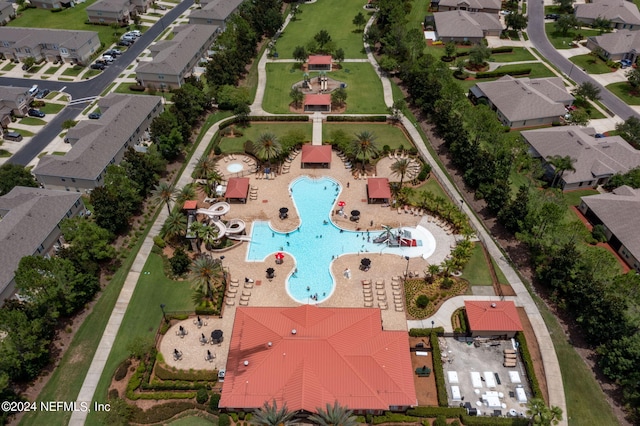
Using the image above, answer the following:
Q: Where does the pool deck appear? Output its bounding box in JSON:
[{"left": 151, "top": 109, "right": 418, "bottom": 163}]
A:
[{"left": 161, "top": 150, "right": 458, "bottom": 371}]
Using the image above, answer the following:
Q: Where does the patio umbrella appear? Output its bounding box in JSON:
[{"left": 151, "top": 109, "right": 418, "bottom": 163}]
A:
[
  {"left": 350, "top": 210, "right": 360, "bottom": 217},
  {"left": 337, "top": 201, "right": 346, "bottom": 207},
  {"left": 266, "top": 267, "right": 275, "bottom": 278},
  {"left": 279, "top": 207, "right": 289, "bottom": 214},
  {"left": 211, "top": 329, "right": 223, "bottom": 343},
  {"left": 275, "top": 252, "right": 285, "bottom": 264},
  {"left": 361, "top": 258, "right": 371, "bottom": 267}
]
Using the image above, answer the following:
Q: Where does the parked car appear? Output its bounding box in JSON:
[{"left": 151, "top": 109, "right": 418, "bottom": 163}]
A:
[
  {"left": 157, "top": 4, "right": 167, "bottom": 10},
  {"left": 105, "top": 49, "right": 122, "bottom": 56},
  {"left": 28, "top": 108, "right": 45, "bottom": 118},
  {"left": 121, "top": 34, "right": 135, "bottom": 42},
  {"left": 102, "top": 54, "right": 115, "bottom": 63},
  {"left": 595, "top": 133, "right": 606, "bottom": 138},
  {"left": 118, "top": 40, "right": 132, "bottom": 46},
  {"left": 3, "top": 131, "right": 23, "bottom": 141},
  {"left": 620, "top": 59, "right": 633, "bottom": 68},
  {"left": 545, "top": 13, "right": 560, "bottom": 20},
  {"left": 91, "top": 62, "right": 106, "bottom": 70},
  {"left": 88, "top": 112, "right": 101, "bottom": 119},
  {"left": 35, "top": 89, "right": 50, "bottom": 99},
  {"left": 128, "top": 30, "right": 141, "bottom": 37},
  {"left": 28, "top": 84, "right": 39, "bottom": 96}
]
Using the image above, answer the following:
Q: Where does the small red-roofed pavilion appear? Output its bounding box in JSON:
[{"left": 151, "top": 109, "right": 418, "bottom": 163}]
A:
[
  {"left": 224, "top": 177, "right": 250, "bottom": 203},
  {"left": 301, "top": 144, "right": 332, "bottom": 168},
  {"left": 308, "top": 55, "right": 332, "bottom": 71},
  {"left": 183, "top": 200, "right": 198, "bottom": 211},
  {"left": 304, "top": 94, "right": 331, "bottom": 112},
  {"left": 464, "top": 300, "right": 523, "bottom": 338},
  {"left": 367, "top": 178, "right": 391, "bottom": 204}
]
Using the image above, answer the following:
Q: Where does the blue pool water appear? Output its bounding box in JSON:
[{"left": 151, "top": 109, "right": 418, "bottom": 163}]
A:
[{"left": 247, "top": 176, "right": 434, "bottom": 303}]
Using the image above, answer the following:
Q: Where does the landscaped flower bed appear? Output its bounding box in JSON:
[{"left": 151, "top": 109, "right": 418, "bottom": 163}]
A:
[{"left": 404, "top": 277, "right": 468, "bottom": 319}]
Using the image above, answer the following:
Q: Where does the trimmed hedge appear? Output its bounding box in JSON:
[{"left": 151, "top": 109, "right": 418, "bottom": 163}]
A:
[
  {"left": 154, "top": 363, "right": 219, "bottom": 381},
  {"left": 460, "top": 415, "right": 529, "bottom": 425},
  {"left": 372, "top": 412, "right": 420, "bottom": 424},
  {"left": 130, "top": 401, "right": 198, "bottom": 424},
  {"left": 429, "top": 332, "right": 448, "bottom": 407},
  {"left": 409, "top": 327, "right": 445, "bottom": 336},
  {"left": 476, "top": 68, "right": 531, "bottom": 79},
  {"left": 326, "top": 115, "right": 387, "bottom": 122},
  {"left": 516, "top": 332, "right": 543, "bottom": 399},
  {"left": 407, "top": 407, "right": 466, "bottom": 418},
  {"left": 490, "top": 47, "right": 514, "bottom": 54},
  {"left": 218, "top": 115, "right": 309, "bottom": 130}
]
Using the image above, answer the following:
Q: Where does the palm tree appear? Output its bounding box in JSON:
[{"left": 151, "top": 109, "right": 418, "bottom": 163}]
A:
[
  {"left": 151, "top": 182, "right": 178, "bottom": 214},
  {"left": 427, "top": 264, "right": 441, "bottom": 283},
  {"left": 252, "top": 400, "right": 298, "bottom": 426},
  {"left": 308, "top": 401, "right": 357, "bottom": 426},
  {"left": 546, "top": 155, "right": 576, "bottom": 188},
  {"left": 161, "top": 210, "right": 188, "bottom": 241},
  {"left": 526, "top": 398, "right": 563, "bottom": 426},
  {"left": 201, "top": 224, "right": 220, "bottom": 249},
  {"left": 193, "top": 156, "right": 217, "bottom": 180},
  {"left": 189, "top": 256, "right": 224, "bottom": 301},
  {"left": 176, "top": 184, "right": 196, "bottom": 206},
  {"left": 189, "top": 221, "right": 206, "bottom": 253},
  {"left": 351, "top": 131, "right": 378, "bottom": 172},
  {"left": 390, "top": 158, "right": 411, "bottom": 188},
  {"left": 253, "top": 133, "right": 282, "bottom": 168}
]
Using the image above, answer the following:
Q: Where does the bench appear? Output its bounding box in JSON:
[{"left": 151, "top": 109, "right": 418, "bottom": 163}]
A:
[{"left": 415, "top": 367, "right": 431, "bottom": 377}]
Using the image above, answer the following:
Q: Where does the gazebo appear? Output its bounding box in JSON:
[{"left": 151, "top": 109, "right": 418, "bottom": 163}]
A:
[
  {"left": 224, "top": 177, "right": 250, "bottom": 203},
  {"left": 308, "top": 55, "right": 332, "bottom": 71},
  {"left": 464, "top": 301, "right": 523, "bottom": 339},
  {"left": 304, "top": 94, "right": 331, "bottom": 112},
  {"left": 366, "top": 178, "right": 391, "bottom": 204},
  {"left": 301, "top": 144, "right": 332, "bottom": 168}
]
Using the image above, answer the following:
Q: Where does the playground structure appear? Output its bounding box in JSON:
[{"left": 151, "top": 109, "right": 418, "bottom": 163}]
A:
[
  {"left": 373, "top": 226, "right": 421, "bottom": 247},
  {"left": 293, "top": 72, "right": 346, "bottom": 95},
  {"left": 186, "top": 202, "right": 246, "bottom": 243}
]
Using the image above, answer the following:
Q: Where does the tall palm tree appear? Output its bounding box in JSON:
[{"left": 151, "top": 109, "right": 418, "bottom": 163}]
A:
[
  {"left": 253, "top": 133, "right": 282, "bottom": 168},
  {"left": 151, "top": 182, "right": 178, "bottom": 214},
  {"left": 176, "top": 184, "right": 196, "bottom": 206},
  {"left": 161, "top": 210, "right": 188, "bottom": 241},
  {"left": 201, "top": 224, "right": 220, "bottom": 249},
  {"left": 526, "top": 398, "right": 563, "bottom": 426},
  {"left": 308, "top": 401, "right": 357, "bottom": 426},
  {"left": 189, "top": 221, "right": 206, "bottom": 253},
  {"left": 546, "top": 155, "right": 576, "bottom": 188},
  {"left": 390, "top": 158, "right": 411, "bottom": 188},
  {"left": 427, "top": 264, "right": 441, "bottom": 283},
  {"left": 252, "top": 400, "right": 298, "bottom": 426},
  {"left": 351, "top": 131, "right": 378, "bottom": 172},
  {"left": 189, "top": 256, "right": 224, "bottom": 301},
  {"left": 193, "top": 156, "right": 217, "bottom": 180}
]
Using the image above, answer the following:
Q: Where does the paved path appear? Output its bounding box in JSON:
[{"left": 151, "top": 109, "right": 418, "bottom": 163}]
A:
[
  {"left": 312, "top": 112, "right": 323, "bottom": 145},
  {"left": 364, "top": 15, "right": 393, "bottom": 108}
]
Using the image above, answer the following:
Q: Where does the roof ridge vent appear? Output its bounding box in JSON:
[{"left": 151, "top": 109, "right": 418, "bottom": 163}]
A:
[{"left": 490, "top": 303, "right": 497, "bottom": 308}]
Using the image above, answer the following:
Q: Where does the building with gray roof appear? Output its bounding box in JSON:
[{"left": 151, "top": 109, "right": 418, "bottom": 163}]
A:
[
  {"left": 433, "top": 10, "right": 503, "bottom": 43},
  {"left": 574, "top": 0, "right": 640, "bottom": 30},
  {"left": 0, "top": 187, "right": 85, "bottom": 303},
  {"left": 578, "top": 185, "right": 640, "bottom": 271},
  {"left": 136, "top": 24, "right": 218, "bottom": 89},
  {"left": 0, "top": 85, "right": 31, "bottom": 130},
  {"left": 0, "top": 2, "right": 15, "bottom": 25},
  {"left": 521, "top": 127, "right": 640, "bottom": 190},
  {"left": 189, "top": 0, "right": 243, "bottom": 29},
  {"left": 435, "top": 0, "right": 501, "bottom": 14},
  {"left": 33, "top": 94, "right": 163, "bottom": 192},
  {"left": 586, "top": 29, "right": 640, "bottom": 62},
  {"left": 0, "top": 27, "right": 100, "bottom": 66},
  {"left": 469, "top": 76, "right": 574, "bottom": 128}
]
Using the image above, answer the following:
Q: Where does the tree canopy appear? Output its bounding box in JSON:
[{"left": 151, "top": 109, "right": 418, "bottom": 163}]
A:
[{"left": 0, "top": 164, "right": 38, "bottom": 196}]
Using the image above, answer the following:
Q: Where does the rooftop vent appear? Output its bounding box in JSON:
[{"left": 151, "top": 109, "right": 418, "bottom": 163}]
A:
[
  {"left": 490, "top": 303, "right": 497, "bottom": 308},
  {"left": 244, "top": 360, "right": 249, "bottom": 366},
  {"left": 291, "top": 329, "right": 297, "bottom": 335}
]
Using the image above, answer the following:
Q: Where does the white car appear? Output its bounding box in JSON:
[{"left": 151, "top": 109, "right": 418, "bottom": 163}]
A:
[
  {"left": 102, "top": 54, "right": 114, "bottom": 63},
  {"left": 129, "top": 30, "right": 141, "bottom": 37}
]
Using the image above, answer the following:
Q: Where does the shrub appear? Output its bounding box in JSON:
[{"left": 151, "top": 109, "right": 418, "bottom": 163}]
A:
[
  {"left": 433, "top": 415, "right": 447, "bottom": 426},
  {"left": 460, "top": 415, "right": 528, "bottom": 425},
  {"left": 409, "top": 327, "right": 445, "bottom": 336},
  {"left": 130, "top": 401, "right": 197, "bottom": 423},
  {"left": 450, "top": 421, "right": 461, "bottom": 426},
  {"left": 430, "top": 332, "right": 448, "bottom": 406},
  {"left": 326, "top": 115, "right": 387, "bottom": 122},
  {"left": 214, "top": 146, "right": 222, "bottom": 155},
  {"left": 516, "top": 332, "right": 543, "bottom": 399},
  {"left": 407, "top": 407, "right": 465, "bottom": 418},
  {"left": 114, "top": 359, "right": 131, "bottom": 381},
  {"left": 219, "top": 413, "right": 231, "bottom": 426},
  {"left": 170, "top": 247, "right": 191, "bottom": 275},
  {"left": 154, "top": 363, "right": 218, "bottom": 381},
  {"left": 196, "top": 388, "right": 209, "bottom": 404},
  {"left": 417, "top": 163, "right": 432, "bottom": 181},
  {"left": 490, "top": 47, "right": 513, "bottom": 54},
  {"left": 592, "top": 224, "right": 607, "bottom": 242},
  {"left": 230, "top": 412, "right": 239, "bottom": 422},
  {"left": 416, "top": 294, "right": 430, "bottom": 308},
  {"left": 476, "top": 68, "right": 531, "bottom": 79},
  {"left": 372, "top": 412, "right": 419, "bottom": 424},
  {"left": 441, "top": 277, "right": 454, "bottom": 289},
  {"left": 108, "top": 388, "right": 119, "bottom": 399},
  {"left": 129, "top": 84, "right": 146, "bottom": 92},
  {"left": 153, "top": 235, "right": 166, "bottom": 248}
]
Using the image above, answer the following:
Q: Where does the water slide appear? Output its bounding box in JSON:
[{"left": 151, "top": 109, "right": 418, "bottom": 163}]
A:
[
  {"left": 225, "top": 219, "right": 246, "bottom": 234},
  {"left": 196, "top": 202, "right": 230, "bottom": 219}
]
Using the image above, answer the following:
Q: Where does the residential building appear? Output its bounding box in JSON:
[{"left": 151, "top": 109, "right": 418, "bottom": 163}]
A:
[
  {"left": 433, "top": 0, "right": 501, "bottom": 14},
  {"left": 578, "top": 185, "right": 640, "bottom": 272},
  {"left": 33, "top": 94, "right": 163, "bottom": 191},
  {"left": 586, "top": 29, "right": 640, "bottom": 62},
  {"left": 464, "top": 300, "right": 523, "bottom": 338},
  {"left": 189, "top": 0, "right": 242, "bottom": 29},
  {"left": 0, "top": 187, "right": 85, "bottom": 303},
  {"left": 0, "top": 85, "right": 31, "bottom": 129},
  {"left": 468, "top": 75, "right": 574, "bottom": 128},
  {"left": 433, "top": 10, "right": 503, "bottom": 43},
  {"left": 0, "top": 27, "right": 100, "bottom": 66},
  {"left": 521, "top": 127, "right": 640, "bottom": 190},
  {"left": 574, "top": 0, "right": 640, "bottom": 30},
  {"left": 29, "top": 0, "right": 63, "bottom": 10},
  {"left": 0, "top": 2, "right": 16, "bottom": 25},
  {"left": 86, "top": 0, "right": 135, "bottom": 25},
  {"left": 219, "top": 305, "right": 417, "bottom": 413},
  {"left": 136, "top": 24, "right": 218, "bottom": 89}
]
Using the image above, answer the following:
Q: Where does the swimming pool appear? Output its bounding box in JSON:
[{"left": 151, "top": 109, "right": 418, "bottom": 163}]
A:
[
  {"left": 227, "top": 163, "right": 243, "bottom": 173},
  {"left": 247, "top": 176, "right": 436, "bottom": 303}
]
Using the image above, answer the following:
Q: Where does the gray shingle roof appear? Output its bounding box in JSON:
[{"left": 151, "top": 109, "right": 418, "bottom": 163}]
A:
[
  {"left": 438, "top": 0, "right": 501, "bottom": 11},
  {"left": 191, "top": 0, "right": 242, "bottom": 21},
  {"left": 521, "top": 127, "right": 640, "bottom": 185},
  {"left": 136, "top": 24, "right": 217, "bottom": 75},
  {"left": 434, "top": 10, "right": 502, "bottom": 39},
  {"left": 0, "top": 27, "right": 99, "bottom": 50},
  {"left": 0, "top": 187, "right": 82, "bottom": 298},
  {"left": 581, "top": 185, "right": 640, "bottom": 260},
  {"left": 473, "top": 76, "right": 573, "bottom": 122},
  {"left": 0, "top": 85, "right": 28, "bottom": 103},
  {"left": 34, "top": 94, "right": 162, "bottom": 181},
  {"left": 575, "top": 0, "right": 640, "bottom": 25},
  {"left": 86, "top": 0, "right": 130, "bottom": 13},
  {"left": 588, "top": 29, "right": 640, "bottom": 55}
]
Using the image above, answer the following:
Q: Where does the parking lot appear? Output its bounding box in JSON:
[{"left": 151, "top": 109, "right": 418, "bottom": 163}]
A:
[{"left": 441, "top": 337, "right": 532, "bottom": 418}]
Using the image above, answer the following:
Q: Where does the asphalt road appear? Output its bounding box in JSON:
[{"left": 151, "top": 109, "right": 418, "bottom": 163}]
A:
[
  {"left": 527, "top": 0, "right": 639, "bottom": 121},
  {"left": 5, "top": 0, "right": 194, "bottom": 166}
]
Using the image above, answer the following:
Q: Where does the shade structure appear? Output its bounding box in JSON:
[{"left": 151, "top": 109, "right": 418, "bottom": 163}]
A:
[
  {"left": 304, "top": 94, "right": 332, "bottom": 112},
  {"left": 366, "top": 178, "right": 391, "bottom": 204},
  {"left": 211, "top": 329, "right": 223, "bottom": 343},
  {"left": 275, "top": 252, "right": 285, "bottom": 264},
  {"left": 225, "top": 177, "right": 250, "bottom": 203},
  {"left": 337, "top": 201, "right": 346, "bottom": 207},
  {"left": 351, "top": 210, "right": 360, "bottom": 217},
  {"left": 301, "top": 144, "right": 332, "bottom": 168},
  {"left": 279, "top": 207, "right": 289, "bottom": 214},
  {"left": 266, "top": 267, "right": 275, "bottom": 278},
  {"left": 361, "top": 258, "right": 371, "bottom": 267}
]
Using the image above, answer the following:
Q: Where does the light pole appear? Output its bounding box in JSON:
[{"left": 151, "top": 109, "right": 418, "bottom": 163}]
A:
[
  {"left": 160, "top": 303, "right": 167, "bottom": 323},
  {"left": 404, "top": 256, "right": 410, "bottom": 280},
  {"left": 431, "top": 320, "right": 435, "bottom": 332}
]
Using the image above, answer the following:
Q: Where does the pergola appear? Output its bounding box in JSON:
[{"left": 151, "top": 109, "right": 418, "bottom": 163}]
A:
[
  {"left": 301, "top": 144, "right": 332, "bottom": 169},
  {"left": 308, "top": 55, "right": 332, "bottom": 71},
  {"left": 224, "top": 177, "right": 250, "bottom": 203},
  {"left": 366, "top": 178, "right": 391, "bottom": 204},
  {"left": 304, "top": 94, "right": 331, "bottom": 112}
]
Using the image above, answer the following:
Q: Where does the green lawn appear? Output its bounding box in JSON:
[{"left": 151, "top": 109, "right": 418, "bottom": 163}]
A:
[
  {"left": 274, "top": 0, "right": 368, "bottom": 59},
  {"left": 169, "top": 415, "right": 219, "bottom": 426},
  {"left": 323, "top": 122, "right": 410, "bottom": 151},
  {"left": 113, "top": 82, "right": 174, "bottom": 101},
  {"left": 84, "top": 253, "right": 194, "bottom": 424},
  {"left": 569, "top": 54, "right": 613, "bottom": 74},
  {"left": 219, "top": 123, "right": 313, "bottom": 152},
  {"left": 40, "top": 103, "right": 65, "bottom": 114},
  {"left": 241, "top": 40, "right": 269, "bottom": 104},
  {"left": 43, "top": 65, "right": 61, "bottom": 75},
  {"left": 9, "top": 128, "right": 34, "bottom": 137},
  {"left": 1, "top": 61, "right": 15, "bottom": 71},
  {"left": 491, "top": 258, "right": 510, "bottom": 285},
  {"left": 490, "top": 47, "right": 537, "bottom": 63},
  {"left": 410, "top": 177, "right": 449, "bottom": 202},
  {"left": 263, "top": 63, "right": 387, "bottom": 114},
  {"left": 19, "top": 117, "right": 46, "bottom": 126},
  {"left": 563, "top": 189, "right": 599, "bottom": 206},
  {"left": 61, "top": 66, "right": 85, "bottom": 77},
  {"left": 461, "top": 242, "right": 493, "bottom": 286},
  {"left": 493, "top": 62, "right": 557, "bottom": 78},
  {"left": 545, "top": 23, "right": 602, "bottom": 50},
  {"left": 408, "top": 0, "right": 430, "bottom": 33},
  {"left": 606, "top": 81, "right": 640, "bottom": 105}
]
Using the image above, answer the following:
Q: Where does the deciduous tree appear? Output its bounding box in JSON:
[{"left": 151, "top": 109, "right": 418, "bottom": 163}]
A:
[{"left": 0, "top": 164, "right": 38, "bottom": 195}]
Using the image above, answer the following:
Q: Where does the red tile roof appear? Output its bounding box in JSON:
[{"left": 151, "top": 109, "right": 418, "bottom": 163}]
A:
[
  {"left": 367, "top": 178, "right": 391, "bottom": 199},
  {"left": 308, "top": 55, "right": 332, "bottom": 65},
  {"left": 183, "top": 200, "right": 198, "bottom": 210},
  {"left": 464, "top": 301, "right": 523, "bottom": 332},
  {"left": 304, "top": 94, "right": 332, "bottom": 106},
  {"left": 301, "top": 144, "right": 332, "bottom": 164},
  {"left": 220, "top": 305, "right": 417, "bottom": 412},
  {"left": 225, "top": 177, "right": 250, "bottom": 199}
]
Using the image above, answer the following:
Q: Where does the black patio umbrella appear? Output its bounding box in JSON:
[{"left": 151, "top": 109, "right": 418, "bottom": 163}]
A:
[
  {"left": 211, "top": 329, "right": 223, "bottom": 343},
  {"left": 266, "top": 267, "right": 275, "bottom": 278},
  {"left": 351, "top": 210, "right": 361, "bottom": 217},
  {"left": 279, "top": 207, "right": 289, "bottom": 214},
  {"left": 361, "top": 258, "right": 371, "bottom": 267}
]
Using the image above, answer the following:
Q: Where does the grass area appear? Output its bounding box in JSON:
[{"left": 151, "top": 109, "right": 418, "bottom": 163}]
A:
[
  {"left": 9, "top": 0, "right": 120, "bottom": 46},
  {"left": 323, "top": 122, "right": 409, "bottom": 151},
  {"left": 490, "top": 47, "right": 536, "bottom": 63},
  {"left": 40, "top": 103, "right": 65, "bottom": 114},
  {"left": 1, "top": 61, "right": 15, "bottom": 71},
  {"left": 461, "top": 242, "right": 493, "bottom": 286},
  {"left": 43, "top": 65, "right": 61, "bottom": 75},
  {"left": 408, "top": 0, "right": 430, "bottom": 33},
  {"left": 220, "top": 123, "right": 313, "bottom": 152},
  {"left": 58, "top": 77, "right": 74, "bottom": 82},
  {"left": 19, "top": 117, "right": 46, "bottom": 126},
  {"left": 410, "top": 177, "right": 449, "bottom": 201},
  {"left": 61, "top": 66, "right": 85, "bottom": 77},
  {"left": 606, "top": 81, "right": 640, "bottom": 105},
  {"left": 274, "top": 0, "right": 367, "bottom": 59},
  {"left": 263, "top": 63, "right": 387, "bottom": 114},
  {"left": 52, "top": 151, "right": 67, "bottom": 155},
  {"left": 569, "top": 54, "right": 613, "bottom": 74},
  {"left": 424, "top": 43, "right": 472, "bottom": 60},
  {"left": 491, "top": 258, "right": 510, "bottom": 285},
  {"left": 169, "top": 416, "right": 218, "bottom": 426},
  {"left": 113, "top": 83, "right": 174, "bottom": 101},
  {"left": 493, "top": 62, "right": 557, "bottom": 78},
  {"left": 545, "top": 23, "right": 601, "bottom": 50},
  {"left": 100, "top": 82, "right": 117, "bottom": 96},
  {"left": 537, "top": 297, "right": 619, "bottom": 426},
  {"left": 509, "top": 169, "right": 532, "bottom": 194},
  {"left": 83, "top": 253, "right": 194, "bottom": 424},
  {"left": 9, "top": 128, "right": 34, "bottom": 137},
  {"left": 563, "top": 189, "right": 599, "bottom": 206},
  {"left": 82, "top": 68, "right": 102, "bottom": 79},
  {"left": 0, "top": 149, "right": 10, "bottom": 157},
  {"left": 241, "top": 40, "right": 269, "bottom": 104}
]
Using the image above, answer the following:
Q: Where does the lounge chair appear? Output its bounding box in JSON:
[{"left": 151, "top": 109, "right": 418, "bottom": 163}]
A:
[
  {"left": 240, "top": 295, "right": 250, "bottom": 302},
  {"left": 395, "top": 306, "right": 404, "bottom": 312},
  {"left": 242, "top": 290, "right": 251, "bottom": 297},
  {"left": 397, "top": 207, "right": 402, "bottom": 214},
  {"left": 239, "top": 300, "right": 249, "bottom": 306},
  {"left": 364, "top": 301, "right": 374, "bottom": 307},
  {"left": 244, "top": 282, "right": 254, "bottom": 289},
  {"left": 364, "top": 295, "right": 374, "bottom": 302}
]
